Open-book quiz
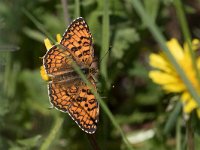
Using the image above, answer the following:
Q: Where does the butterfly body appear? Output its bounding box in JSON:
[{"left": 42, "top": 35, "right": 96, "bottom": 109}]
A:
[{"left": 43, "top": 17, "right": 99, "bottom": 134}]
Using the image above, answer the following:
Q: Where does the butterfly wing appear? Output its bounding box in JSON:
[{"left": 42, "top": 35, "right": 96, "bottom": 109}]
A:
[
  {"left": 48, "top": 79, "right": 99, "bottom": 134},
  {"left": 43, "top": 17, "right": 94, "bottom": 75},
  {"left": 60, "top": 17, "right": 94, "bottom": 66},
  {"left": 43, "top": 45, "right": 76, "bottom": 75},
  {"left": 43, "top": 17, "right": 99, "bottom": 134}
]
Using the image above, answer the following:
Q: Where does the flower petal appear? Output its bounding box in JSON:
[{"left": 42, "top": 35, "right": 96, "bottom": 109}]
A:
[
  {"left": 192, "top": 39, "right": 200, "bottom": 50},
  {"left": 196, "top": 108, "right": 200, "bottom": 118},
  {"left": 197, "top": 57, "right": 200, "bottom": 70},
  {"left": 181, "top": 92, "right": 198, "bottom": 113},
  {"left": 149, "top": 71, "right": 178, "bottom": 84},
  {"left": 40, "top": 66, "right": 49, "bottom": 81},
  {"left": 149, "top": 71, "right": 185, "bottom": 92},
  {"left": 44, "top": 38, "right": 53, "bottom": 50},
  {"left": 166, "top": 38, "right": 184, "bottom": 61},
  {"left": 56, "top": 34, "right": 62, "bottom": 43},
  {"left": 149, "top": 53, "right": 173, "bottom": 73},
  {"left": 162, "top": 84, "right": 185, "bottom": 92},
  {"left": 181, "top": 92, "right": 190, "bottom": 103},
  {"left": 183, "top": 99, "right": 197, "bottom": 113},
  {"left": 183, "top": 39, "right": 200, "bottom": 52}
]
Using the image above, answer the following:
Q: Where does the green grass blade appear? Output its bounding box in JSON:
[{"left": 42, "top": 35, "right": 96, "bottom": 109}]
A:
[
  {"left": 3, "top": 52, "right": 11, "bottom": 94},
  {"left": 173, "top": 0, "right": 200, "bottom": 83},
  {"left": 130, "top": 0, "right": 200, "bottom": 106},
  {"left": 75, "top": 0, "right": 80, "bottom": 18},
  {"left": 22, "top": 8, "right": 55, "bottom": 43},
  {"left": 40, "top": 115, "right": 64, "bottom": 150},
  {"left": 164, "top": 101, "right": 182, "bottom": 134},
  {"left": 61, "top": 0, "right": 70, "bottom": 25},
  {"left": 100, "top": 0, "right": 110, "bottom": 86}
]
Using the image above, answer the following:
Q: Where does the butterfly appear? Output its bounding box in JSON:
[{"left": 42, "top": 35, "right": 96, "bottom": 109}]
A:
[{"left": 43, "top": 17, "right": 99, "bottom": 134}]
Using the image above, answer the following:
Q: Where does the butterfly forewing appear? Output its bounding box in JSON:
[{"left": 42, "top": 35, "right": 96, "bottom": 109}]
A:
[
  {"left": 43, "top": 45, "right": 75, "bottom": 75},
  {"left": 60, "top": 17, "right": 94, "bottom": 66}
]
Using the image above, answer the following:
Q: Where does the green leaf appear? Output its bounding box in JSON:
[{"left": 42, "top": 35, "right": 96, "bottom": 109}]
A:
[
  {"left": 23, "top": 27, "right": 46, "bottom": 42},
  {"left": 112, "top": 28, "right": 139, "bottom": 59}
]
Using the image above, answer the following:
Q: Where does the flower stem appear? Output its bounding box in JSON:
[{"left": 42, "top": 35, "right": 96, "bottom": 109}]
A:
[
  {"left": 173, "top": 0, "right": 200, "bottom": 85},
  {"left": 176, "top": 117, "right": 181, "bottom": 150},
  {"left": 186, "top": 116, "right": 194, "bottom": 150},
  {"left": 75, "top": 0, "right": 80, "bottom": 18},
  {"left": 87, "top": 134, "right": 101, "bottom": 150},
  {"left": 100, "top": 0, "right": 110, "bottom": 87}
]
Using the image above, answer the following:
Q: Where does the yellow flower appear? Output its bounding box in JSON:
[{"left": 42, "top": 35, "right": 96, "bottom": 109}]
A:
[
  {"left": 40, "top": 34, "right": 62, "bottom": 81},
  {"left": 149, "top": 38, "right": 200, "bottom": 117},
  {"left": 40, "top": 66, "right": 49, "bottom": 81}
]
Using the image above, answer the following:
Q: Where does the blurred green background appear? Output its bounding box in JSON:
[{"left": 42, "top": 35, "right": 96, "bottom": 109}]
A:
[{"left": 1, "top": 0, "right": 200, "bottom": 149}]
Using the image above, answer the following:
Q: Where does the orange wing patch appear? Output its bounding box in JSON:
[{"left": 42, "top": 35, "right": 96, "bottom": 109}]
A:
[
  {"left": 43, "top": 45, "right": 74, "bottom": 75},
  {"left": 43, "top": 17, "right": 99, "bottom": 134},
  {"left": 61, "top": 18, "right": 93, "bottom": 66},
  {"left": 48, "top": 81, "right": 99, "bottom": 133}
]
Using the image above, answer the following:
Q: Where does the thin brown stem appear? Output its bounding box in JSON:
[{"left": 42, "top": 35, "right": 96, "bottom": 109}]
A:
[
  {"left": 186, "top": 117, "right": 194, "bottom": 150},
  {"left": 61, "top": 0, "right": 69, "bottom": 25},
  {"left": 86, "top": 133, "right": 101, "bottom": 150}
]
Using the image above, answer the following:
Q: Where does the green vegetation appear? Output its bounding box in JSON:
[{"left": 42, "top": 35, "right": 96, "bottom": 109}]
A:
[{"left": 1, "top": 0, "right": 200, "bottom": 149}]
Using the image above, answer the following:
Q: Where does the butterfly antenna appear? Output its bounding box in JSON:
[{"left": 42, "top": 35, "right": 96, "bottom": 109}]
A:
[{"left": 99, "top": 46, "right": 112, "bottom": 63}]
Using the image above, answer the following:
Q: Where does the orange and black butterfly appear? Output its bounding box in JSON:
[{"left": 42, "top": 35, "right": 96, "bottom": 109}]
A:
[{"left": 43, "top": 17, "right": 99, "bottom": 134}]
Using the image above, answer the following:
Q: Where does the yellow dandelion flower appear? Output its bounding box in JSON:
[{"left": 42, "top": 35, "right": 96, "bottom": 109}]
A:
[
  {"left": 149, "top": 38, "right": 200, "bottom": 117},
  {"left": 40, "top": 66, "right": 49, "bottom": 81},
  {"left": 40, "top": 34, "right": 62, "bottom": 81}
]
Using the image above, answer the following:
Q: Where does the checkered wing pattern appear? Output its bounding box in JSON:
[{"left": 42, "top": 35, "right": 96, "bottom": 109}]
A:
[
  {"left": 43, "top": 17, "right": 99, "bottom": 134},
  {"left": 48, "top": 79, "right": 99, "bottom": 133}
]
